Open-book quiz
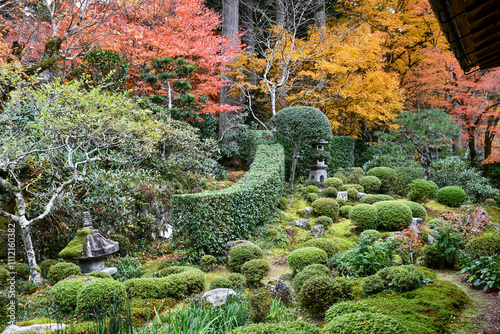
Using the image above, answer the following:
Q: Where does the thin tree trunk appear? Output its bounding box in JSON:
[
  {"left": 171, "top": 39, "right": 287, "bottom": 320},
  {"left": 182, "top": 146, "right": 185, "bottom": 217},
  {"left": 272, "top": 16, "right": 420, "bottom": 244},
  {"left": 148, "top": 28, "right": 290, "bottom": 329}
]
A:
[
  {"left": 483, "top": 115, "right": 499, "bottom": 177},
  {"left": 289, "top": 145, "right": 300, "bottom": 187},
  {"left": 468, "top": 130, "right": 478, "bottom": 169},
  {"left": 19, "top": 221, "right": 42, "bottom": 284},
  {"left": 314, "top": 0, "right": 325, "bottom": 27},
  {"left": 276, "top": 0, "right": 285, "bottom": 26}
]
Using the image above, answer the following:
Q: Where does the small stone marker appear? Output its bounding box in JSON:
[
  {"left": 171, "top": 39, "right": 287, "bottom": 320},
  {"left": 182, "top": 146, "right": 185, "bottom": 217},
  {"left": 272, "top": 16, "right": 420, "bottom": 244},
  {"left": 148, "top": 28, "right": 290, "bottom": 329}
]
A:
[{"left": 202, "top": 288, "right": 237, "bottom": 306}]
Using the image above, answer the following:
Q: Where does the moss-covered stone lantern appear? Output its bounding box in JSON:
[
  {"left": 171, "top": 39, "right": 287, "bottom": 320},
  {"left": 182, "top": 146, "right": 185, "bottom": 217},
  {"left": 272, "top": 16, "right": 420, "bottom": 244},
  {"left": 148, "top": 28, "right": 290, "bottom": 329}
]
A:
[{"left": 59, "top": 212, "right": 119, "bottom": 275}]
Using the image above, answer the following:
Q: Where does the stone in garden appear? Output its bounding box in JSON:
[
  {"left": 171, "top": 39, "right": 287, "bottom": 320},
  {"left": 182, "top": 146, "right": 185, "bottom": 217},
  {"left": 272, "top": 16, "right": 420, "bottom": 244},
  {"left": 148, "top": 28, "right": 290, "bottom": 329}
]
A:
[
  {"left": 202, "top": 288, "right": 237, "bottom": 306},
  {"left": 269, "top": 278, "right": 293, "bottom": 305},
  {"left": 304, "top": 207, "right": 313, "bottom": 214},
  {"left": 58, "top": 212, "right": 119, "bottom": 275},
  {"left": 409, "top": 218, "right": 423, "bottom": 238},
  {"left": 310, "top": 224, "right": 325, "bottom": 237},
  {"left": 337, "top": 191, "right": 348, "bottom": 202},
  {"left": 2, "top": 323, "right": 66, "bottom": 334},
  {"left": 357, "top": 192, "right": 367, "bottom": 199},
  {"left": 225, "top": 240, "right": 253, "bottom": 257},
  {"left": 159, "top": 223, "right": 173, "bottom": 239},
  {"left": 293, "top": 219, "right": 310, "bottom": 229}
]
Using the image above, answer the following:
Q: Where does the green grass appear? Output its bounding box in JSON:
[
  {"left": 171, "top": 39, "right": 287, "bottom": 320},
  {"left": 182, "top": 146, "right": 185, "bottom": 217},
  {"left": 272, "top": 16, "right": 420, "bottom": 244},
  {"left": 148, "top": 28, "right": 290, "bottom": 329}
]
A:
[{"left": 142, "top": 260, "right": 161, "bottom": 277}]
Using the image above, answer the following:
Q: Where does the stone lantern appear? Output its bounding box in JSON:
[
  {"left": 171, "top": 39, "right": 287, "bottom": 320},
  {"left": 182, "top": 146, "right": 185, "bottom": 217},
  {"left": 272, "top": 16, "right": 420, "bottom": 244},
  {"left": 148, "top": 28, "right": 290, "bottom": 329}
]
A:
[
  {"left": 309, "top": 139, "right": 328, "bottom": 183},
  {"left": 59, "top": 212, "right": 119, "bottom": 275}
]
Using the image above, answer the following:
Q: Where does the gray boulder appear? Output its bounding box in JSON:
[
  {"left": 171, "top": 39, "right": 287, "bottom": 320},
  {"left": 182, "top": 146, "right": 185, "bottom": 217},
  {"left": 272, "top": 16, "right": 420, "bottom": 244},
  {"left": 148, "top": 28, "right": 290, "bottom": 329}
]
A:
[
  {"left": 357, "top": 192, "right": 367, "bottom": 200},
  {"left": 269, "top": 278, "right": 293, "bottom": 305},
  {"left": 2, "top": 324, "right": 66, "bottom": 334},
  {"left": 310, "top": 224, "right": 325, "bottom": 237},
  {"left": 293, "top": 219, "right": 310, "bottom": 229},
  {"left": 304, "top": 207, "right": 313, "bottom": 214},
  {"left": 202, "top": 288, "right": 237, "bottom": 306}
]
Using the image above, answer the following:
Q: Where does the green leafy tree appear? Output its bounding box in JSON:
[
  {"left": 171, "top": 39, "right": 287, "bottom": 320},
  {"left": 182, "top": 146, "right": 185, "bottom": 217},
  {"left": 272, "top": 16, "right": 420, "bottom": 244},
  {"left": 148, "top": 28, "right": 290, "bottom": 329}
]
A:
[{"left": 271, "top": 106, "right": 332, "bottom": 187}]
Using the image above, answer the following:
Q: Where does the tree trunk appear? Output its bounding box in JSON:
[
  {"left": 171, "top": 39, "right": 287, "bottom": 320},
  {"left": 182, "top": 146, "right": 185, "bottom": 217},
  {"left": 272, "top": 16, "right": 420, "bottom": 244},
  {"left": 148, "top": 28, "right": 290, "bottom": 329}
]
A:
[
  {"left": 483, "top": 115, "right": 499, "bottom": 177},
  {"left": 289, "top": 145, "right": 300, "bottom": 187},
  {"left": 271, "top": 87, "right": 277, "bottom": 116},
  {"left": 276, "top": 0, "right": 285, "bottom": 26},
  {"left": 19, "top": 220, "right": 42, "bottom": 284},
  {"left": 468, "top": 130, "right": 478, "bottom": 169},
  {"left": 314, "top": 0, "right": 325, "bottom": 27}
]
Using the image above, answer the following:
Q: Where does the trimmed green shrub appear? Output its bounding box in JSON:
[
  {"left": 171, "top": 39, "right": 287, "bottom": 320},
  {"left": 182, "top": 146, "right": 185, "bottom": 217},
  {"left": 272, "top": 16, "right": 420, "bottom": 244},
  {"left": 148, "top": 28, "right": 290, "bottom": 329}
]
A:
[
  {"left": 360, "top": 194, "right": 394, "bottom": 204},
  {"left": 209, "top": 277, "right": 232, "bottom": 290},
  {"left": 363, "top": 265, "right": 425, "bottom": 295},
  {"left": 287, "top": 247, "right": 328, "bottom": 272},
  {"left": 302, "top": 264, "right": 331, "bottom": 275},
  {"left": 76, "top": 279, "right": 127, "bottom": 319},
  {"left": 179, "top": 268, "right": 205, "bottom": 295},
  {"left": 349, "top": 204, "right": 380, "bottom": 231},
  {"left": 0, "top": 268, "right": 8, "bottom": 287},
  {"left": 299, "top": 275, "right": 342, "bottom": 316},
  {"left": 303, "top": 238, "right": 339, "bottom": 258},
  {"left": 231, "top": 321, "right": 320, "bottom": 334},
  {"left": 241, "top": 259, "right": 270, "bottom": 288},
  {"left": 14, "top": 263, "right": 30, "bottom": 280},
  {"left": 297, "top": 208, "right": 311, "bottom": 218},
  {"left": 313, "top": 216, "right": 333, "bottom": 228},
  {"left": 88, "top": 271, "right": 112, "bottom": 279},
  {"left": 347, "top": 187, "right": 359, "bottom": 201},
  {"left": 335, "top": 167, "right": 364, "bottom": 184},
  {"left": 324, "top": 301, "right": 378, "bottom": 323},
  {"left": 50, "top": 278, "right": 86, "bottom": 313},
  {"left": 373, "top": 201, "right": 412, "bottom": 231},
  {"left": 200, "top": 255, "right": 218, "bottom": 272},
  {"left": 485, "top": 198, "right": 497, "bottom": 206},
  {"left": 228, "top": 243, "right": 264, "bottom": 272},
  {"left": 125, "top": 278, "right": 171, "bottom": 299},
  {"left": 407, "top": 179, "right": 438, "bottom": 203},
  {"left": 362, "top": 274, "right": 386, "bottom": 295},
  {"left": 339, "top": 205, "right": 352, "bottom": 217},
  {"left": 437, "top": 186, "right": 467, "bottom": 207},
  {"left": 341, "top": 184, "right": 364, "bottom": 192},
  {"left": 278, "top": 197, "right": 288, "bottom": 210},
  {"left": 321, "top": 187, "right": 338, "bottom": 198},
  {"left": 334, "top": 276, "right": 354, "bottom": 300},
  {"left": 39, "top": 259, "right": 59, "bottom": 279},
  {"left": 306, "top": 193, "right": 319, "bottom": 203},
  {"left": 172, "top": 143, "right": 285, "bottom": 258},
  {"left": 414, "top": 265, "right": 437, "bottom": 280},
  {"left": 48, "top": 262, "right": 81, "bottom": 283},
  {"left": 247, "top": 288, "right": 273, "bottom": 322},
  {"left": 336, "top": 198, "right": 346, "bottom": 206},
  {"left": 293, "top": 266, "right": 330, "bottom": 293},
  {"left": 399, "top": 200, "right": 427, "bottom": 220},
  {"left": 360, "top": 229, "right": 381, "bottom": 242},
  {"left": 367, "top": 167, "right": 397, "bottom": 193},
  {"left": 464, "top": 233, "right": 500, "bottom": 259},
  {"left": 359, "top": 175, "right": 381, "bottom": 193},
  {"left": 306, "top": 185, "right": 319, "bottom": 193},
  {"left": 323, "top": 311, "right": 409, "bottom": 334},
  {"left": 328, "top": 136, "right": 355, "bottom": 173},
  {"left": 227, "top": 273, "right": 246, "bottom": 290},
  {"left": 324, "top": 177, "right": 343, "bottom": 189},
  {"left": 311, "top": 198, "right": 339, "bottom": 219}
]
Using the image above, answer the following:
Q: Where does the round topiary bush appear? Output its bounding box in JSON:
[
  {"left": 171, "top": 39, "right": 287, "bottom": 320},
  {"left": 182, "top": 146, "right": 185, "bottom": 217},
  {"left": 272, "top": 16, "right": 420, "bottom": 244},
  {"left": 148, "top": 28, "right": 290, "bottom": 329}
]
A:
[
  {"left": 50, "top": 278, "right": 86, "bottom": 313},
  {"left": 349, "top": 204, "right": 380, "bottom": 231},
  {"left": 407, "top": 179, "right": 438, "bottom": 203},
  {"left": 360, "top": 194, "right": 394, "bottom": 204},
  {"left": 347, "top": 188, "right": 359, "bottom": 201},
  {"left": 228, "top": 243, "right": 264, "bottom": 272},
  {"left": 341, "top": 184, "right": 364, "bottom": 192},
  {"left": 323, "top": 311, "right": 409, "bottom": 334},
  {"left": 361, "top": 274, "right": 386, "bottom": 295},
  {"left": 321, "top": 187, "right": 338, "bottom": 199},
  {"left": 339, "top": 205, "right": 352, "bottom": 217},
  {"left": 299, "top": 275, "right": 342, "bottom": 316},
  {"left": 227, "top": 273, "right": 246, "bottom": 290},
  {"left": 359, "top": 176, "right": 382, "bottom": 193},
  {"left": 48, "top": 262, "right": 81, "bottom": 283},
  {"left": 241, "top": 259, "right": 270, "bottom": 288},
  {"left": 465, "top": 233, "right": 500, "bottom": 259},
  {"left": 360, "top": 229, "right": 382, "bottom": 242},
  {"left": 40, "top": 259, "right": 59, "bottom": 279},
  {"left": 0, "top": 268, "right": 9, "bottom": 287},
  {"left": 287, "top": 247, "right": 328, "bottom": 272},
  {"left": 231, "top": 321, "right": 321, "bottom": 334},
  {"left": 200, "top": 255, "right": 218, "bottom": 272},
  {"left": 76, "top": 279, "right": 127, "bottom": 319},
  {"left": 437, "top": 186, "right": 467, "bottom": 207},
  {"left": 336, "top": 198, "right": 346, "bottom": 206},
  {"left": 305, "top": 185, "right": 319, "bottom": 193},
  {"left": 303, "top": 238, "right": 339, "bottom": 258},
  {"left": 179, "top": 268, "right": 206, "bottom": 295},
  {"left": 209, "top": 277, "right": 232, "bottom": 290},
  {"left": 399, "top": 200, "right": 427, "bottom": 220},
  {"left": 362, "top": 265, "right": 424, "bottom": 295},
  {"left": 314, "top": 216, "right": 333, "bottom": 228},
  {"left": 373, "top": 201, "right": 412, "bottom": 231},
  {"left": 311, "top": 198, "right": 339, "bottom": 220},
  {"left": 367, "top": 167, "right": 397, "bottom": 193},
  {"left": 324, "top": 301, "right": 378, "bottom": 323},
  {"left": 324, "top": 177, "right": 343, "bottom": 189},
  {"left": 306, "top": 193, "right": 319, "bottom": 203},
  {"left": 88, "top": 271, "right": 112, "bottom": 279},
  {"left": 14, "top": 263, "right": 31, "bottom": 280}
]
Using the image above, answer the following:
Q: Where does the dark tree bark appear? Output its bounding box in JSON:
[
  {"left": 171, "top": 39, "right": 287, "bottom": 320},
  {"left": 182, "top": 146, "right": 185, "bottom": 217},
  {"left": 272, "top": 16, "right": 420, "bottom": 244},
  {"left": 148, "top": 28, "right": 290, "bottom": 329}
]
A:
[{"left": 483, "top": 115, "right": 499, "bottom": 177}]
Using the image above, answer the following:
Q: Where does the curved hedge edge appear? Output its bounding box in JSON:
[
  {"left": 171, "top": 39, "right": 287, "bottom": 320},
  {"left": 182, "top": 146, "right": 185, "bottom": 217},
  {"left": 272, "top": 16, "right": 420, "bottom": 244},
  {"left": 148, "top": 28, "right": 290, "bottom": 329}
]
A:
[{"left": 171, "top": 140, "right": 285, "bottom": 258}]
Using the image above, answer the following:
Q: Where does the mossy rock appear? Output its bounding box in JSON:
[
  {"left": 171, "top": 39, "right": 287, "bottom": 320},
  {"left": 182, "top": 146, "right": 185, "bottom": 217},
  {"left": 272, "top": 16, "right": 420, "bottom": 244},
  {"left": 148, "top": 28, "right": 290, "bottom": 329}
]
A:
[{"left": 59, "top": 229, "right": 93, "bottom": 259}]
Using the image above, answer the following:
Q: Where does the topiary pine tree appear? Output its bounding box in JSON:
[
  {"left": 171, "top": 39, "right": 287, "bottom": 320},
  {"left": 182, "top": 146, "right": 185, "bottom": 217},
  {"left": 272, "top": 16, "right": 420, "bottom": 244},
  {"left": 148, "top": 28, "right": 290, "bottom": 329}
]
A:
[{"left": 271, "top": 106, "right": 332, "bottom": 187}]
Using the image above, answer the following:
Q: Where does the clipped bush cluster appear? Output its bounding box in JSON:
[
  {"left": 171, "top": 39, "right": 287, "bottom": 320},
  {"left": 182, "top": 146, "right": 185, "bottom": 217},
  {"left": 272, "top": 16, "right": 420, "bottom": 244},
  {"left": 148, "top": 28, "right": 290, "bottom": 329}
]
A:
[
  {"left": 209, "top": 277, "right": 232, "bottom": 290},
  {"left": 321, "top": 187, "right": 338, "bottom": 198},
  {"left": 341, "top": 184, "right": 364, "bottom": 192},
  {"left": 349, "top": 204, "right": 379, "bottom": 231},
  {"left": 398, "top": 200, "right": 427, "bottom": 220},
  {"left": 303, "top": 238, "right": 339, "bottom": 258},
  {"left": 407, "top": 179, "right": 438, "bottom": 203},
  {"left": 359, "top": 175, "right": 381, "bottom": 193},
  {"left": 39, "top": 259, "right": 59, "bottom": 279},
  {"left": 228, "top": 243, "right": 264, "bottom": 272},
  {"left": 359, "top": 229, "right": 381, "bottom": 242},
  {"left": 347, "top": 188, "right": 359, "bottom": 201},
  {"left": 336, "top": 198, "right": 346, "bottom": 206},
  {"left": 311, "top": 198, "right": 339, "bottom": 219},
  {"left": 171, "top": 142, "right": 285, "bottom": 258},
  {"left": 88, "top": 271, "right": 112, "bottom": 279},
  {"left": 51, "top": 278, "right": 87, "bottom": 313},
  {"left": 373, "top": 201, "right": 412, "bottom": 230},
  {"left": 292, "top": 264, "right": 330, "bottom": 293},
  {"left": 324, "top": 301, "right": 378, "bottom": 323},
  {"left": 464, "top": 233, "right": 500, "bottom": 259},
  {"left": 324, "top": 177, "right": 343, "bottom": 189},
  {"left": 437, "top": 186, "right": 467, "bottom": 207},
  {"left": 323, "top": 311, "right": 409, "bottom": 334},
  {"left": 305, "top": 185, "right": 319, "bottom": 193},
  {"left": 306, "top": 193, "right": 319, "bottom": 202},
  {"left": 76, "top": 278, "right": 127, "bottom": 318},
  {"left": 339, "top": 205, "right": 352, "bottom": 217},
  {"left": 241, "top": 259, "right": 270, "bottom": 288},
  {"left": 362, "top": 265, "right": 425, "bottom": 295},
  {"left": 367, "top": 167, "right": 397, "bottom": 193},
  {"left": 299, "top": 275, "right": 342, "bottom": 316},
  {"left": 227, "top": 273, "right": 247, "bottom": 290},
  {"left": 14, "top": 263, "right": 30, "bottom": 280},
  {"left": 336, "top": 167, "right": 364, "bottom": 184},
  {"left": 0, "top": 268, "right": 9, "bottom": 287},
  {"left": 48, "top": 262, "right": 81, "bottom": 283},
  {"left": 314, "top": 216, "right": 333, "bottom": 228},
  {"left": 360, "top": 194, "right": 394, "bottom": 204},
  {"left": 200, "top": 255, "right": 218, "bottom": 272},
  {"left": 247, "top": 288, "right": 273, "bottom": 322},
  {"left": 287, "top": 247, "right": 328, "bottom": 272},
  {"left": 231, "top": 321, "right": 321, "bottom": 334}
]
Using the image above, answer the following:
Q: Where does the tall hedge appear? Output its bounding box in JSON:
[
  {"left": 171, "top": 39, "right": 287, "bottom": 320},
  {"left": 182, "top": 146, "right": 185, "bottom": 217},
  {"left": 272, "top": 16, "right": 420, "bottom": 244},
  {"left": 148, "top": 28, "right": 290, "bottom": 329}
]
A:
[
  {"left": 328, "top": 136, "right": 355, "bottom": 173},
  {"left": 171, "top": 142, "right": 285, "bottom": 258}
]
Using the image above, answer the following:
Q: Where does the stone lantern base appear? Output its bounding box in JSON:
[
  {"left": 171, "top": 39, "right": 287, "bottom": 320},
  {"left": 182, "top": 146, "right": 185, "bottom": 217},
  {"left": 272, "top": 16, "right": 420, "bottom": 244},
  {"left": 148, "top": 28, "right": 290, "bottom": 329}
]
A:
[
  {"left": 309, "top": 169, "right": 327, "bottom": 183},
  {"left": 79, "top": 257, "right": 117, "bottom": 276}
]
